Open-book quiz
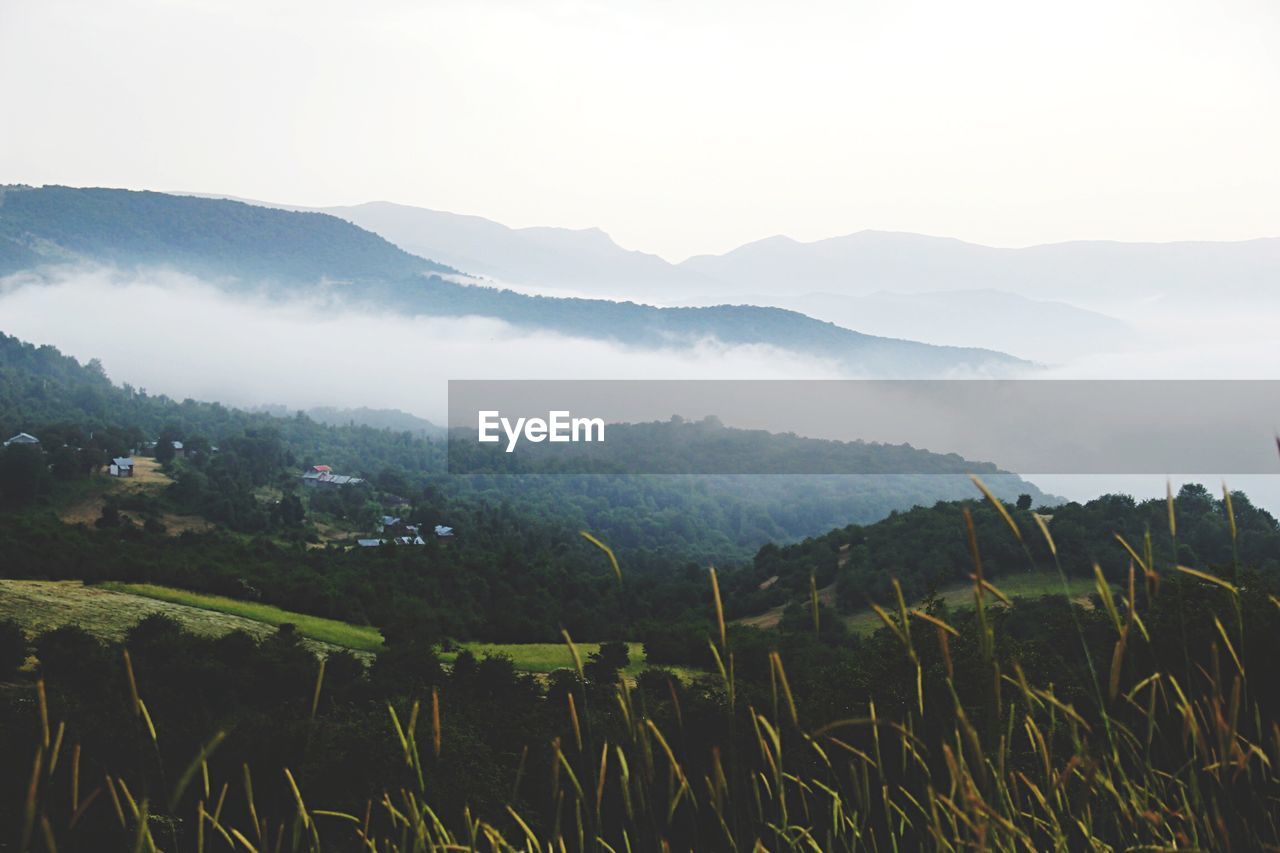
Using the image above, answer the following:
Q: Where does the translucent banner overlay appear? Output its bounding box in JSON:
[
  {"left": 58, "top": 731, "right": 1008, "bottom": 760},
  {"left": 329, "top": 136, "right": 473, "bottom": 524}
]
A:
[{"left": 446, "top": 380, "right": 1280, "bottom": 475}]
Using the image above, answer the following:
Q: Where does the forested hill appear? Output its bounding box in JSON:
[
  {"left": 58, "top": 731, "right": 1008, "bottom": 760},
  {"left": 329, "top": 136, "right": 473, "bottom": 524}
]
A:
[
  {"left": 252, "top": 405, "right": 445, "bottom": 438},
  {"left": 0, "top": 329, "right": 1054, "bottom": 643},
  {"left": 0, "top": 330, "right": 1049, "bottom": 563},
  {"left": 727, "top": 486, "right": 1280, "bottom": 618},
  {"left": 0, "top": 185, "right": 1029, "bottom": 374},
  {"left": 0, "top": 331, "right": 445, "bottom": 475},
  {"left": 451, "top": 414, "right": 1017, "bottom": 475}
]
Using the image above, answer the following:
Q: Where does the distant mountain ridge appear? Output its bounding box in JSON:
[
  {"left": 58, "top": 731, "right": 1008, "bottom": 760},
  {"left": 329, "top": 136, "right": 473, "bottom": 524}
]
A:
[
  {"left": 0, "top": 186, "right": 1029, "bottom": 375},
  {"left": 178, "top": 194, "right": 1142, "bottom": 361},
  {"left": 306, "top": 198, "right": 1280, "bottom": 310},
  {"left": 316, "top": 201, "right": 722, "bottom": 297},
  {"left": 251, "top": 405, "right": 444, "bottom": 437},
  {"left": 680, "top": 228, "right": 1280, "bottom": 306},
  {"left": 294, "top": 200, "right": 1280, "bottom": 362}
]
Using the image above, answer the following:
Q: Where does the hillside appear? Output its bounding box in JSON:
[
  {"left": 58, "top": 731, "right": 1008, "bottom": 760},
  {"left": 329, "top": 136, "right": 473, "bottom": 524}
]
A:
[
  {"left": 253, "top": 405, "right": 445, "bottom": 437},
  {"left": 56, "top": 455, "right": 214, "bottom": 536},
  {"left": 0, "top": 330, "right": 1050, "bottom": 563},
  {"left": 451, "top": 414, "right": 1033, "bottom": 476},
  {"left": 0, "top": 186, "right": 1030, "bottom": 375},
  {"left": 736, "top": 571, "right": 1099, "bottom": 634},
  {"left": 0, "top": 185, "right": 455, "bottom": 282},
  {"left": 0, "top": 579, "right": 367, "bottom": 659},
  {"left": 723, "top": 483, "right": 1280, "bottom": 620}
]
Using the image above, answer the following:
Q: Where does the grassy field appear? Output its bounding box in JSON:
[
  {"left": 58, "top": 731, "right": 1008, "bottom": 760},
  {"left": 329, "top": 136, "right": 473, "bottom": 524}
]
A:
[
  {"left": 101, "top": 582, "right": 386, "bottom": 652},
  {"left": 440, "top": 642, "right": 648, "bottom": 675},
  {"left": 98, "top": 583, "right": 678, "bottom": 677},
  {"left": 0, "top": 579, "right": 368, "bottom": 661},
  {"left": 739, "top": 571, "right": 1098, "bottom": 635},
  {"left": 844, "top": 571, "right": 1098, "bottom": 635}
]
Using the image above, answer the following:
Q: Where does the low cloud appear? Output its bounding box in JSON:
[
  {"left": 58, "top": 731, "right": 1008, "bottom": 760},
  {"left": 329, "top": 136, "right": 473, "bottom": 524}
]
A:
[
  {"left": 3, "top": 267, "right": 1277, "bottom": 512},
  {"left": 0, "top": 266, "right": 847, "bottom": 422}
]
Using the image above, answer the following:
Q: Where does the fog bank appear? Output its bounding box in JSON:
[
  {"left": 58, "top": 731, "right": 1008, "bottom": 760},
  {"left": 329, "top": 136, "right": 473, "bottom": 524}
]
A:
[{"left": 0, "top": 266, "right": 846, "bottom": 422}]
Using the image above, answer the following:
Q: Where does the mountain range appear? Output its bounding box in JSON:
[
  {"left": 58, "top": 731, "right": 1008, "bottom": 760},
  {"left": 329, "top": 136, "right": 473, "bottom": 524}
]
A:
[
  {"left": 301, "top": 200, "right": 1280, "bottom": 308},
  {"left": 7, "top": 185, "right": 1275, "bottom": 369},
  {"left": 295, "top": 200, "right": 1279, "bottom": 363},
  {"left": 0, "top": 185, "right": 1027, "bottom": 375}
]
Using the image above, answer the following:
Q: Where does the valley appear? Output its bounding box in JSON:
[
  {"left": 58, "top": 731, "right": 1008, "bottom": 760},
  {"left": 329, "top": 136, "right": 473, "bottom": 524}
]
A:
[
  {"left": 0, "top": 188, "right": 1275, "bottom": 851},
  {"left": 4, "top": 0, "right": 1277, "bottom": 844}
]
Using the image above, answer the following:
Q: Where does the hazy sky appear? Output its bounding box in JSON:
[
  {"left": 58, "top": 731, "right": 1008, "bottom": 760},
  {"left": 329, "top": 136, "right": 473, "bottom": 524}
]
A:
[{"left": 3, "top": 0, "right": 1279, "bottom": 260}]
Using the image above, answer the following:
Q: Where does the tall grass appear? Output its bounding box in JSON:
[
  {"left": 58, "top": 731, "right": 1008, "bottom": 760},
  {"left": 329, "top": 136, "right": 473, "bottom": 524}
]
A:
[{"left": 17, "top": 479, "right": 1280, "bottom": 850}]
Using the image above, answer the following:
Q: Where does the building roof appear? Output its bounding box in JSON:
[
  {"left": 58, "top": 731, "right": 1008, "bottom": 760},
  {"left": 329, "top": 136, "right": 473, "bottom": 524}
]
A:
[
  {"left": 300, "top": 469, "right": 363, "bottom": 486},
  {"left": 357, "top": 536, "right": 426, "bottom": 547},
  {"left": 4, "top": 432, "right": 40, "bottom": 446},
  {"left": 171, "top": 441, "right": 183, "bottom": 449},
  {"left": 311, "top": 465, "right": 332, "bottom": 472},
  {"left": 112, "top": 457, "right": 134, "bottom": 468},
  {"left": 434, "top": 525, "right": 454, "bottom": 537}
]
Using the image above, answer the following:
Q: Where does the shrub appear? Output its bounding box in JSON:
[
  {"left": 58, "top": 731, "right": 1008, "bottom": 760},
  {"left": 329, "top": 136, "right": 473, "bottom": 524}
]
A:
[{"left": 0, "top": 620, "right": 27, "bottom": 679}]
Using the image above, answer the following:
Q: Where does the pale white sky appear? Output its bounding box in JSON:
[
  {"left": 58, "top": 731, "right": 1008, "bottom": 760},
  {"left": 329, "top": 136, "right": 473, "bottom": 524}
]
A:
[{"left": 2, "top": 0, "right": 1279, "bottom": 261}]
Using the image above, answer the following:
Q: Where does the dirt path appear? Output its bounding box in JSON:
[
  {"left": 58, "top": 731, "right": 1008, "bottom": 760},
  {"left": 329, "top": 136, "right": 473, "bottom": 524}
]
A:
[{"left": 0, "top": 579, "right": 370, "bottom": 661}]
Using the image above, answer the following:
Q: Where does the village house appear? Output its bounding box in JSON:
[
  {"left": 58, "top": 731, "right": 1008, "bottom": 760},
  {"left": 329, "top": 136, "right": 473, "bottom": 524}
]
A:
[
  {"left": 356, "top": 534, "right": 426, "bottom": 547},
  {"left": 109, "top": 457, "right": 135, "bottom": 477},
  {"left": 300, "top": 464, "right": 364, "bottom": 487},
  {"left": 377, "top": 516, "right": 424, "bottom": 538},
  {"left": 3, "top": 432, "right": 40, "bottom": 447}
]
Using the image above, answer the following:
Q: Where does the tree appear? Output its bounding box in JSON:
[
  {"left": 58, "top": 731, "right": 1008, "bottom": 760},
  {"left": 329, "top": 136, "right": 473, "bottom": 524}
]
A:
[
  {"left": 49, "top": 445, "right": 85, "bottom": 480},
  {"left": 184, "top": 434, "right": 212, "bottom": 458},
  {"left": 0, "top": 444, "right": 51, "bottom": 508},
  {"left": 0, "top": 621, "right": 27, "bottom": 679},
  {"left": 78, "top": 446, "right": 107, "bottom": 477},
  {"left": 96, "top": 502, "right": 121, "bottom": 528},
  {"left": 275, "top": 492, "right": 305, "bottom": 527},
  {"left": 155, "top": 426, "right": 182, "bottom": 464},
  {"left": 584, "top": 641, "right": 630, "bottom": 686},
  {"left": 34, "top": 626, "right": 106, "bottom": 681},
  {"left": 375, "top": 466, "right": 411, "bottom": 498}
]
